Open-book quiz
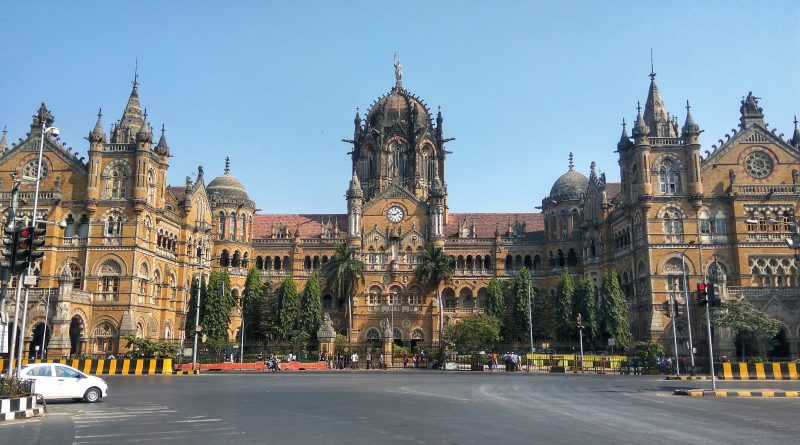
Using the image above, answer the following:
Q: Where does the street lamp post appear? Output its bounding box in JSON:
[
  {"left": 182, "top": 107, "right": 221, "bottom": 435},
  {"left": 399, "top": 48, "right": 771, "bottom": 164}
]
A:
[
  {"left": 15, "top": 120, "right": 58, "bottom": 376},
  {"left": 680, "top": 244, "right": 696, "bottom": 374},
  {"left": 527, "top": 281, "right": 534, "bottom": 370},
  {"left": 668, "top": 290, "right": 680, "bottom": 377},
  {"left": 191, "top": 247, "right": 204, "bottom": 372}
]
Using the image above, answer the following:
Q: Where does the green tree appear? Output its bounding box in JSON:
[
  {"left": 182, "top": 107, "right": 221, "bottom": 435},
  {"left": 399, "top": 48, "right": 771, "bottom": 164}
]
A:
[
  {"left": 532, "top": 285, "right": 556, "bottom": 341},
  {"left": 203, "top": 270, "right": 234, "bottom": 342},
  {"left": 414, "top": 243, "right": 455, "bottom": 352},
  {"left": 506, "top": 267, "right": 533, "bottom": 343},
  {"left": 443, "top": 314, "right": 502, "bottom": 353},
  {"left": 321, "top": 243, "right": 365, "bottom": 339},
  {"left": 242, "top": 267, "right": 265, "bottom": 342},
  {"left": 275, "top": 275, "right": 300, "bottom": 340},
  {"left": 598, "top": 270, "right": 631, "bottom": 350},
  {"left": 573, "top": 275, "right": 598, "bottom": 348},
  {"left": 123, "top": 335, "right": 180, "bottom": 358},
  {"left": 485, "top": 277, "right": 506, "bottom": 321},
  {"left": 555, "top": 272, "right": 576, "bottom": 342},
  {"left": 300, "top": 273, "right": 322, "bottom": 340},
  {"left": 184, "top": 273, "right": 207, "bottom": 335},
  {"left": 259, "top": 281, "right": 279, "bottom": 341},
  {"left": 713, "top": 298, "right": 782, "bottom": 358}
]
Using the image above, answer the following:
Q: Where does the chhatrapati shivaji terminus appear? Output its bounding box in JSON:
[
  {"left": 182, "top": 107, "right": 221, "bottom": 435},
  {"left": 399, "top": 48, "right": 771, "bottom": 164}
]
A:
[{"left": 1, "top": 59, "right": 799, "bottom": 361}]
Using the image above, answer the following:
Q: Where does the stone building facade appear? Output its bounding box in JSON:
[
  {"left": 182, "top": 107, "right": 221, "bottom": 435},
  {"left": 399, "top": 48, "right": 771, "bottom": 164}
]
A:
[{"left": 1, "top": 66, "right": 798, "bottom": 359}]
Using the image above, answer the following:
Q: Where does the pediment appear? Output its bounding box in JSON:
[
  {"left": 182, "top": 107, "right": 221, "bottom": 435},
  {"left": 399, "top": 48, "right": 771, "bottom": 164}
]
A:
[
  {"left": 702, "top": 124, "right": 799, "bottom": 171},
  {"left": 0, "top": 135, "right": 88, "bottom": 175},
  {"left": 363, "top": 181, "right": 428, "bottom": 213}
]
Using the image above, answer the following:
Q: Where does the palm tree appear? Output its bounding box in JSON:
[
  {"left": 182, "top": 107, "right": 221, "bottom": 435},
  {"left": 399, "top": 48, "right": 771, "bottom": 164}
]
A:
[
  {"left": 320, "top": 243, "right": 365, "bottom": 342},
  {"left": 414, "top": 243, "right": 455, "bottom": 356}
]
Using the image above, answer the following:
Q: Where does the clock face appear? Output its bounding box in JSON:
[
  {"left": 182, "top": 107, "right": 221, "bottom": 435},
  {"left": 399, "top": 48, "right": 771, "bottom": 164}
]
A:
[{"left": 387, "top": 206, "right": 404, "bottom": 223}]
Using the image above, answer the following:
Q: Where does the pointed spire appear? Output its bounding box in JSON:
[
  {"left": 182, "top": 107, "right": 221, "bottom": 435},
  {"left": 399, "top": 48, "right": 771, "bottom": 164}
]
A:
[
  {"left": 617, "top": 118, "right": 631, "bottom": 151},
  {"left": 568, "top": 152, "right": 574, "bottom": 171},
  {"left": 155, "top": 124, "right": 169, "bottom": 156},
  {"left": 643, "top": 67, "right": 677, "bottom": 137},
  {"left": 120, "top": 71, "right": 144, "bottom": 133},
  {"left": 0, "top": 126, "right": 8, "bottom": 153},
  {"left": 682, "top": 100, "right": 700, "bottom": 137},
  {"left": 347, "top": 169, "right": 363, "bottom": 198},
  {"left": 633, "top": 101, "right": 649, "bottom": 139},
  {"left": 224, "top": 156, "right": 231, "bottom": 174},
  {"left": 89, "top": 108, "right": 106, "bottom": 143},
  {"left": 136, "top": 108, "right": 152, "bottom": 142},
  {"left": 792, "top": 115, "right": 800, "bottom": 148}
]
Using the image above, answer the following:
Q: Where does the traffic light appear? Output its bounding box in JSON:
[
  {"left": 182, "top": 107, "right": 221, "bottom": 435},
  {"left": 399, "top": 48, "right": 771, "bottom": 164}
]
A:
[
  {"left": 576, "top": 313, "right": 583, "bottom": 329},
  {"left": 13, "top": 226, "right": 32, "bottom": 273},
  {"left": 696, "top": 282, "right": 708, "bottom": 306},
  {"left": 707, "top": 283, "right": 722, "bottom": 307},
  {"left": 1, "top": 227, "right": 19, "bottom": 270},
  {"left": 27, "top": 222, "right": 46, "bottom": 263}
]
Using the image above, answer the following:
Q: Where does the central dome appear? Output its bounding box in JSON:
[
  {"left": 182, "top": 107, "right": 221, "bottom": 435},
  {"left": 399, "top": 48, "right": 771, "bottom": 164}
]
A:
[
  {"left": 206, "top": 157, "right": 251, "bottom": 204},
  {"left": 549, "top": 154, "right": 588, "bottom": 201},
  {"left": 365, "top": 78, "right": 431, "bottom": 130}
]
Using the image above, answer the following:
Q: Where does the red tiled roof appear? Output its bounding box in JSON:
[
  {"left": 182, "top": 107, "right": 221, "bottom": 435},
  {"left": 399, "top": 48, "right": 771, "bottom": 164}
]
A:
[
  {"left": 253, "top": 214, "right": 348, "bottom": 238},
  {"left": 167, "top": 186, "right": 187, "bottom": 202},
  {"left": 444, "top": 212, "right": 543, "bottom": 238},
  {"left": 605, "top": 182, "right": 622, "bottom": 199},
  {"left": 252, "top": 212, "right": 544, "bottom": 239}
]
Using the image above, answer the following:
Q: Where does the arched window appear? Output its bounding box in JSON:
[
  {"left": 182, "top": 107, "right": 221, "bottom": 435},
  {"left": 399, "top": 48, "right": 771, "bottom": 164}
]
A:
[
  {"left": 147, "top": 169, "right": 156, "bottom": 204},
  {"left": 105, "top": 212, "right": 122, "bottom": 237},
  {"left": 242, "top": 252, "right": 249, "bottom": 268},
  {"left": 442, "top": 288, "right": 456, "bottom": 308},
  {"left": 662, "top": 208, "right": 684, "bottom": 242},
  {"left": 368, "top": 285, "right": 382, "bottom": 305},
  {"left": 256, "top": 256, "right": 264, "bottom": 270},
  {"left": 218, "top": 211, "right": 226, "bottom": 240},
  {"left": 323, "top": 294, "right": 333, "bottom": 309},
  {"left": 659, "top": 160, "right": 681, "bottom": 195},
  {"left": 459, "top": 288, "right": 473, "bottom": 308},
  {"left": 230, "top": 213, "right": 237, "bottom": 240},
  {"left": 664, "top": 257, "right": 688, "bottom": 292},
  {"left": 98, "top": 259, "right": 121, "bottom": 300},
  {"left": 567, "top": 249, "right": 578, "bottom": 266},
  {"left": 524, "top": 255, "right": 532, "bottom": 269},
  {"left": 64, "top": 214, "right": 76, "bottom": 237},
  {"left": 78, "top": 214, "right": 89, "bottom": 237},
  {"left": 389, "top": 285, "right": 401, "bottom": 305},
  {"left": 109, "top": 165, "right": 129, "bottom": 199},
  {"left": 220, "top": 250, "right": 230, "bottom": 267},
  {"left": 93, "top": 322, "right": 117, "bottom": 354},
  {"left": 69, "top": 263, "right": 83, "bottom": 289},
  {"left": 232, "top": 251, "right": 241, "bottom": 267},
  {"left": 533, "top": 255, "right": 541, "bottom": 270}
]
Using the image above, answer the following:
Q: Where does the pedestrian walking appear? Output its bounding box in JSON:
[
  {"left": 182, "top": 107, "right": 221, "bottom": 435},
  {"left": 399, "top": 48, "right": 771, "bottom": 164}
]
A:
[
  {"left": 366, "top": 352, "right": 372, "bottom": 370},
  {"left": 403, "top": 354, "right": 408, "bottom": 369}
]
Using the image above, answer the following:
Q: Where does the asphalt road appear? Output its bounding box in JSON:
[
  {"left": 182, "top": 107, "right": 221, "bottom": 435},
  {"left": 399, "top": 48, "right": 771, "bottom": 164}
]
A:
[{"left": 2, "top": 372, "right": 799, "bottom": 445}]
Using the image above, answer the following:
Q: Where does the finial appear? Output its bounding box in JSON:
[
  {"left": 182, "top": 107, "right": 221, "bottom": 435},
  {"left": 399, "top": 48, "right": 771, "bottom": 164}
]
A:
[
  {"left": 794, "top": 115, "right": 798, "bottom": 128},
  {"left": 224, "top": 156, "right": 230, "bottom": 174},
  {"left": 143, "top": 108, "right": 148, "bottom": 121},
  {"left": 686, "top": 100, "right": 691, "bottom": 113},
  {"left": 649, "top": 49, "right": 656, "bottom": 81},
  {"left": 636, "top": 101, "right": 642, "bottom": 114},
  {"left": 2, "top": 126, "right": 6, "bottom": 137},
  {"left": 132, "top": 58, "right": 139, "bottom": 90},
  {"left": 568, "top": 152, "right": 574, "bottom": 171},
  {"left": 160, "top": 124, "right": 165, "bottom": 135},
  {"left": 621, "top": 117, "right": 627, "bottom": 131}
]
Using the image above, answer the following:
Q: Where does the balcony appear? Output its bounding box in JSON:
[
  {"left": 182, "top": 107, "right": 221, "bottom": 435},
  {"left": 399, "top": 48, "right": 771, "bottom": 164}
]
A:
[
  {"left": 453, "top": 269, "right": 493, "bottom": 277},
  {"left": 732, "top": 184, "right": 796, "bottom": 196},
  {"left": 726, "top": 286, "right": 798, "bottom": 299},
  {"left": 62, "top": 237, "right": 88, "bottom": 247}
]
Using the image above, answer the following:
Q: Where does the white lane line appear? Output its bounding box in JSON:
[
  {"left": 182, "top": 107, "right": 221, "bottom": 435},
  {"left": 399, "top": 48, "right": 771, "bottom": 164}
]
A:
[
  {"left": 122, "top": 431, "right": 246, "bottom": 443},
  {"left": 173, "top": 418, "right": 221, "bottom": 423},
  {"left": 76, "top": 426, "right": 237, "bottom": 439}
]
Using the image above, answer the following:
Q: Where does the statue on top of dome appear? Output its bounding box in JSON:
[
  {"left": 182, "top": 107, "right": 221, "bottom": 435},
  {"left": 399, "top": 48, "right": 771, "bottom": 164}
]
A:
[{"left": 393, "top": 53, "right": 402, "bottom": 82}]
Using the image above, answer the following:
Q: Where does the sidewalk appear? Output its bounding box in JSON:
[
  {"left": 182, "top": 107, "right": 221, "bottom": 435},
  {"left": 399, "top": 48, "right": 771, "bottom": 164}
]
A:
[{"left": 674, "top": 389, "right": 799, "bottom": 397}]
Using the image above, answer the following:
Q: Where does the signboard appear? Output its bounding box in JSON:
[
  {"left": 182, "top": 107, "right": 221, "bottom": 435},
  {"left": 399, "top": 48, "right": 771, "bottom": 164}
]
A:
[
  {"left": 0, "top": 322, "right": 8, "bottom": 354},
  {"left": 608, "top": 337, "right": 616, "bottom": 346}
]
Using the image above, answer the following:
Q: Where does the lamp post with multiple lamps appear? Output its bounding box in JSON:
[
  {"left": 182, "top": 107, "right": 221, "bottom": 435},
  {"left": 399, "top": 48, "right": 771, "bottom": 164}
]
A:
[
  {"left": 680, "top": 241, "right": 697, "bottom": 374},
  {"left": 10, "top": 115, "right": 59, "bottom": 376}
]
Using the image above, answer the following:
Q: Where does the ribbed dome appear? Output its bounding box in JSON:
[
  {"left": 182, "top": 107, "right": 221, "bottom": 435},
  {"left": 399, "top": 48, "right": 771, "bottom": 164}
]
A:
[
  {"left": 206, "top": 157, "right": 251, "bottom": 204},
  {"left": 549, "top": 170, "right": 588, "bottom": 201},
  {"left": 365, "top": 86, "right": 431, "bottom": 129}
]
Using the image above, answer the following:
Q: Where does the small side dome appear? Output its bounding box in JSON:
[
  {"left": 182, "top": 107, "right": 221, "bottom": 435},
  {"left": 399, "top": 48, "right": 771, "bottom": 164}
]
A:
[
  {"left": 206, "top": 157, "right": 251, "bottom": 205},
  {"left": 549, "top": 153, "right": 588, "bottom": 201}
]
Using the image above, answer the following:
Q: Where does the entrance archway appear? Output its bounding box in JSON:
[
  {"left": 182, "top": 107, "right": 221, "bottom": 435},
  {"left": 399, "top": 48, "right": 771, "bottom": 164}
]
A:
[
  {"left": 69, "top": 316, "right": 85, "bottom": 356},
  {"left": 770, "top": 327, "right": 791, "bottom": 360},
  {"left": 30, "top": 322, "right": 51, "bottom": 359}
]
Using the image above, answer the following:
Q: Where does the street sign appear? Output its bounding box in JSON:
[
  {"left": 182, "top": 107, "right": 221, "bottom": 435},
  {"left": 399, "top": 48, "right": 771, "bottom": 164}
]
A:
[
  {"left": 608, "top": 337, "right": 616, "bottom": 346},
  {"left": 23, "top": 275, "right": 37, "bottom": 286}
]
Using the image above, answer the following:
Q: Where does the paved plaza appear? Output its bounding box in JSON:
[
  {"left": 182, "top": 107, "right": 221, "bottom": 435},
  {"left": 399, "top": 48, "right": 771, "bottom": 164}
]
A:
[{"left": 1, "top": 372, "right": 799, "bottom": 445}]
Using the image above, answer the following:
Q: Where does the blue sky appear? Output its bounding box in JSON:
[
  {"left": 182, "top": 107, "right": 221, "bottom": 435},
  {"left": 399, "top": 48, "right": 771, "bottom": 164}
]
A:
[{"left": 1, "top": 1, "right": 798, "bottom": 214}]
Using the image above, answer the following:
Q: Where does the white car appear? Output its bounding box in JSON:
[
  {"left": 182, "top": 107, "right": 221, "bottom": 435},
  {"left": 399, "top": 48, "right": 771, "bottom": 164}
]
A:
[{"left": 20, "top": 363, "right": 109, "bottom": 403}]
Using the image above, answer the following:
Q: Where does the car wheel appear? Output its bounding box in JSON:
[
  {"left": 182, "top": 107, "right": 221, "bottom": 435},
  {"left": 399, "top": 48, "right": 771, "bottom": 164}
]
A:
[{"left": 83, "top": 387, "right": 102, "bottom": 403}]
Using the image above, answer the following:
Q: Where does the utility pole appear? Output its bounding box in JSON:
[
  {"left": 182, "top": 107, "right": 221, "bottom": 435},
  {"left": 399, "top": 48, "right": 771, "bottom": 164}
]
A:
[
  {"left": 669, "top": 291, "right": 680, "bottom": 377},
  {"left": 577, "top": 313, "right": 584, "bottom": 371},
  {"left": 192, "top": 249, "right": 203, "bottom": 372},
  {"left": 4, "top": 178, "right": 19, "bottom": 375}
]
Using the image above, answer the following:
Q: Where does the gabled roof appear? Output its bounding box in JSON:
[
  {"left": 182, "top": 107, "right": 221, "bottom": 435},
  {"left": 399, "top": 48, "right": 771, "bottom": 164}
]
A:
[
  {"left": 702, "top": 123, "right": 800, "bottom": 170},
  {"left": 362, "top": 181, "right": 428, "bottom": 213}
]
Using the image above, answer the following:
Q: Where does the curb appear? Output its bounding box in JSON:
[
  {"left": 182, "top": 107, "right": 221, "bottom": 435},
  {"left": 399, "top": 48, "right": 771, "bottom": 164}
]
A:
[
  {"left": 0, "top": 407, "right": 44, "bottom": 421},
  {"left": 674, "top": 389, "right": 800, "bottom": 397},
  {"left": 665, "top": 376, "right": 709, "bottom": 381},
  {"left": 172, "top": 370, "right": 201, "bottom": 375}
]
